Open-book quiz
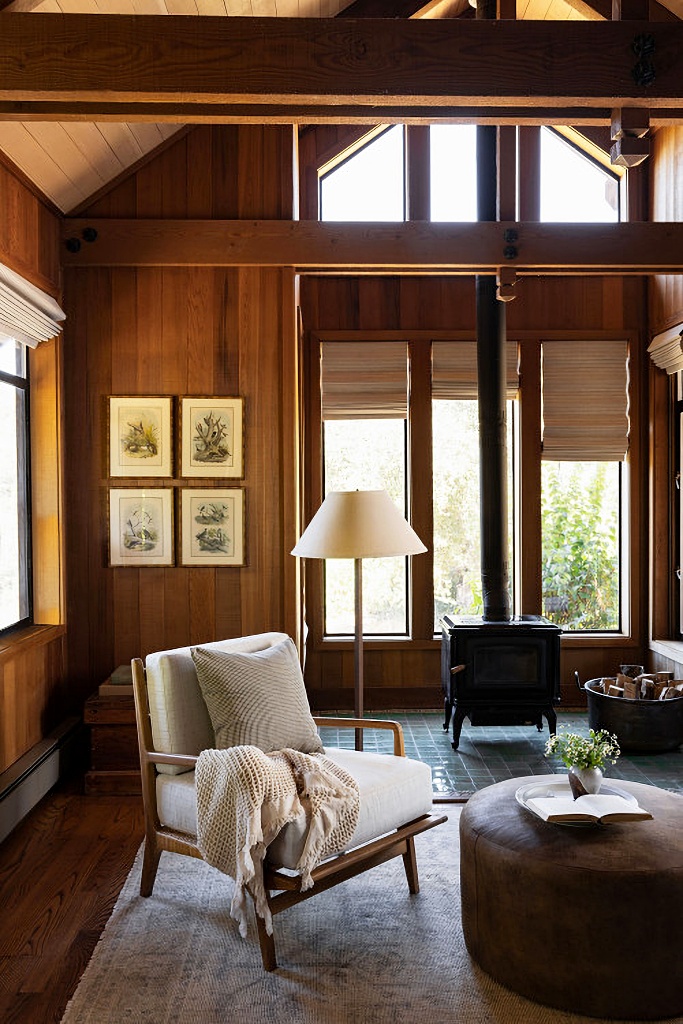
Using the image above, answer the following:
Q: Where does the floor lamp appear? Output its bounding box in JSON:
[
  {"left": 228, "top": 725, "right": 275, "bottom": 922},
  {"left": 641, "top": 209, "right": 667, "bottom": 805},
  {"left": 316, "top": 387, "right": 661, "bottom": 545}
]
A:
[{"left": 291, "top": 489, "right": 427, "bottom": 750}]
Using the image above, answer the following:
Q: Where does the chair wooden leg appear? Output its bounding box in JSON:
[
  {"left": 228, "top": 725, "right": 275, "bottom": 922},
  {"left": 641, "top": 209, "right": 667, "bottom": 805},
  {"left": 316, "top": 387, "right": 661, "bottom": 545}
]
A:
[
  {"left": 140, "top": 838, "right": 162, "bottom": 897},
  {"left": 255, "top": 913, "right": 277, "bottom": 972},
  {"left": 402, "top": 836, "right": 420, "bottom": 894}
]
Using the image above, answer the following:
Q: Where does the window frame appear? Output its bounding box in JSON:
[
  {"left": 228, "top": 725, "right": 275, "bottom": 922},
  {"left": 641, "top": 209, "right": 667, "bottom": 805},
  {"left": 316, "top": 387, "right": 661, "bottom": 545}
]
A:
[
  {"left": 322, "top": 416, "right": 412, "bottom": 639},
  {"left": 303, "top": 125, "right": 640, "bottom": 654},
  {"left": 303, "top": 328, "right": 638, "bottom": 651},
  {"left": 0, "top": 340, "right": 33, "bottom": 637}
]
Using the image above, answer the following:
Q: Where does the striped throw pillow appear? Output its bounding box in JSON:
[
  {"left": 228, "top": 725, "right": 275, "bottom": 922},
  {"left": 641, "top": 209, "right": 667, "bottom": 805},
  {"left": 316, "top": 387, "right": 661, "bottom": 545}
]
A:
[{"left": 191, "top": 637, "right": 323, "bottom": 755}]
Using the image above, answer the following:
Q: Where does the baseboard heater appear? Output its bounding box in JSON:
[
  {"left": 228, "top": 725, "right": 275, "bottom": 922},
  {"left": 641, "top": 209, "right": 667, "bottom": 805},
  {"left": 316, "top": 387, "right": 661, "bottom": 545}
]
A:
[{"left": 0, "top": 716, "right": 83, "bottom": 844}]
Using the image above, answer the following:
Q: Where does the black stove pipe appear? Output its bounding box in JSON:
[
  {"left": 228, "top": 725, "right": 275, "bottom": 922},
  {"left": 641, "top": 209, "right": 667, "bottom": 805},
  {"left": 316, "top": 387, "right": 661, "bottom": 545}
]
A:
[{"left": 475, "top": 10, "right": 511, "bottom": 621}]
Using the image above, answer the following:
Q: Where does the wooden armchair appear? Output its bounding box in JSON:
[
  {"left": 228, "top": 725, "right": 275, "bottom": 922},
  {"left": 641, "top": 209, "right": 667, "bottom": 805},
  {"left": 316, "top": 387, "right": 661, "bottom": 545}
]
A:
[{"left": 131, "top": 632, "right": 446, "bottom": 971}]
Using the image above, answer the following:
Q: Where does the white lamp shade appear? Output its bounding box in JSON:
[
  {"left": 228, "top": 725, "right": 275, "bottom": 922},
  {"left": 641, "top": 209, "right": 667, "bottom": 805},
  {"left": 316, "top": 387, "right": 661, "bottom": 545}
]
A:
[{"left": 291, "top": 490, "right": 427, "bottom": 560}]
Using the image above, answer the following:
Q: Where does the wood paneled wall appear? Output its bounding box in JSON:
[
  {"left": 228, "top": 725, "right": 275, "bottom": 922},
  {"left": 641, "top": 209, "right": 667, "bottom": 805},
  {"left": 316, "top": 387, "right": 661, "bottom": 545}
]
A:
[
  {"left": 62, "top": 126, "right": 300, "bottom": 703},
  {"left": 647, "top": 127, "right": 683, "bottom": 648},
  {"left": 649, "top": 127, "right": 683, "bottom": 335},
  {"left": 0, "top": 158, "right": 65, "bottom": 773},
  {"left": 300, "top": 273, "right": 649, "bottom": 710},
  {"left": 0, "top": 156, "right": 61, "bottom": 297}
]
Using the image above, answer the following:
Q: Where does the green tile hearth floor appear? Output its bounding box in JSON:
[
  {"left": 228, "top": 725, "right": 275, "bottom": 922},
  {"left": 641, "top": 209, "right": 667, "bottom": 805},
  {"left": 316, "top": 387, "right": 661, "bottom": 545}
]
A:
[{"left": 316, "top": 711, "right": 683, "bottom": 800}]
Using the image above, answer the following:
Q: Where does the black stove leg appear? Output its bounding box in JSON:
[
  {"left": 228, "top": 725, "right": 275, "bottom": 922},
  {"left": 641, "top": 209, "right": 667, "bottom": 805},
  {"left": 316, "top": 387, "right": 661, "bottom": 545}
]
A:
[
  {"left": 544, "top": 707, "right": 557, "bottom": 736},
  {"left": 451, "top": 707, "right": 468, "bottom": 750}
]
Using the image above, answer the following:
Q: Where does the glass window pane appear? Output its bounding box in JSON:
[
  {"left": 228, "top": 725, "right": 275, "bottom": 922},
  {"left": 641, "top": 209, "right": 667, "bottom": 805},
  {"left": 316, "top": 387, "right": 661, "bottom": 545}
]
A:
[
  {"left": 0, "top": 380, "right": 29, "bottom": 631},
  {"left": 319, "top": 126, "right": 405, "bottom": 222},
  {"left": 0, "top": 334, "right": 24, "bottom": 376},
  {"left": 432, "top": 400, "right": 514, "bottom": 630},
  {"left": 323, "top": 419, "right": 407, "bottom": 635},
  {"left": 541, "top": 461, "right": 620, "bottom": 631},
  {"left": 540, "top": 128, "right": 619, "bottom": 223},
  {"left": 430, "top": 125, "right": 478, "bottom": 222}
]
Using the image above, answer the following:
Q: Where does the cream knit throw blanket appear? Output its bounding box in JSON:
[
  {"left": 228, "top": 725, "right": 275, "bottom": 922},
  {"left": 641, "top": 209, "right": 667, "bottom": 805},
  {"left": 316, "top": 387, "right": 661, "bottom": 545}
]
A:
[{"left": 195, "top": 746, "right": 360, "bottom": 938}]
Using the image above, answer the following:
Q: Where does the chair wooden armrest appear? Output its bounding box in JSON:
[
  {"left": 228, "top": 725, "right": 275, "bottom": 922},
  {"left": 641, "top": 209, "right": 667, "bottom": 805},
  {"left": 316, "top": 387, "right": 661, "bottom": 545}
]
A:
[
  {"left": 142, "top": 751, "right": 198, "bottom": 770},
  {"left": 313, "top": 716, "right": 405, "bottom": 756}
]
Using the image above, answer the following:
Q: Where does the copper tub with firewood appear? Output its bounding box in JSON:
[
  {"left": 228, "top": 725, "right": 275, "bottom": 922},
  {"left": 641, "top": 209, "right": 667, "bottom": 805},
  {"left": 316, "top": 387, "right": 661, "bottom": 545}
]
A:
[{"left": 576, "top": 672, "right": 683, "bottom": 753}]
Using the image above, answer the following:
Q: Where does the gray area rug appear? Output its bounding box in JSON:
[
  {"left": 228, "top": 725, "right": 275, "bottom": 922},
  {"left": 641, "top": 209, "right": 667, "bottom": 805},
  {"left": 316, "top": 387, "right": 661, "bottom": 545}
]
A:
[{"left": 61, "top": 810, "right": 683, "bottom": 1024}]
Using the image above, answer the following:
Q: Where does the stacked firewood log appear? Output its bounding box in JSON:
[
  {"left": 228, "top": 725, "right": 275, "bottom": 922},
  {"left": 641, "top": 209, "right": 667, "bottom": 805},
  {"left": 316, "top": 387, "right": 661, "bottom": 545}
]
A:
[{"left": 597, "top": 672, "right": 683, "bottom": 701}]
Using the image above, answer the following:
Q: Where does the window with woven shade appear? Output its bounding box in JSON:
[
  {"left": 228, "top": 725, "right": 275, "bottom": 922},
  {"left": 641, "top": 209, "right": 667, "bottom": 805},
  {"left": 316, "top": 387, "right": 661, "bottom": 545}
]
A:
[
  {"left": 320, "top": 340, "right": 410, "bottom": 636},
  {"left": 431, "top": 340, "right": 519, "bottom": 629},
  {"left": 540, "top": 339, "right": 629, "bottom": 632},
  {"left": 0, "top": 266, "right": 65, "bottom": 635},
  {"left": 541, "top": 339, "right": 629, "bottom": 462}
]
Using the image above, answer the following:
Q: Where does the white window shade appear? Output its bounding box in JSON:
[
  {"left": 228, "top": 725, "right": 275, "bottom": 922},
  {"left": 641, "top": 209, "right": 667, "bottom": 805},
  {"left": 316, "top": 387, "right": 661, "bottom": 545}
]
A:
[
  {"left": 432, "top": 340, "right": 519, "bottom": 400},
  {"left": 647, "top": 324, "right": 683, "bottom": 375},
  {"left": 0, "top": 262, "right": 65, "bottom": 349},
  {"left": 542, "top": 339, "right": 629, "bottom": 461},
  {"left": 321, "top": 341, "right": 408, "bottom": 419}
]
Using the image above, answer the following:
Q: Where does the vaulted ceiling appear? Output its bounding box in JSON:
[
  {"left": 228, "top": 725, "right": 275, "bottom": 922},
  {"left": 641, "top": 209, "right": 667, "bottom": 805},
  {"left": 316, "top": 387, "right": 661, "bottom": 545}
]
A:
[{"left": 0, "top": 0, "right": 680, "bottom": 213}]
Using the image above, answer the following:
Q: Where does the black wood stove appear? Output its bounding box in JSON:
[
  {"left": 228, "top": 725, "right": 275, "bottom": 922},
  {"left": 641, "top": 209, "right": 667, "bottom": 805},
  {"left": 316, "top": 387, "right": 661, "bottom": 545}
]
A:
[{"left": 441, "top": 614, "right": 561, "bottom": 750}]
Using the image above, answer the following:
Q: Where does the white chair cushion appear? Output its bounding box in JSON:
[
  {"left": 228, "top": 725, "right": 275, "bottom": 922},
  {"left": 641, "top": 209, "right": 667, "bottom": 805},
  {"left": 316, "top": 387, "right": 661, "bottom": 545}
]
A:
[
  {"left": 156, "top": 747, "right": 433, "bottom": 871},
  {"left": 191, "top": 638, "right": 323, "bottom": 755},
  {"left": 146, "top": 632, "right": 289, "bottom": 775}
]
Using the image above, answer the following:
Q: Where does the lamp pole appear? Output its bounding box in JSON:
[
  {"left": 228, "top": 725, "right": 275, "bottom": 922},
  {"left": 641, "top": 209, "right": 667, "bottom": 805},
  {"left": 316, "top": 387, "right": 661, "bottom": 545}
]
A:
[{"left": 354, "top": 556, "right": 364, "bottom": 751}]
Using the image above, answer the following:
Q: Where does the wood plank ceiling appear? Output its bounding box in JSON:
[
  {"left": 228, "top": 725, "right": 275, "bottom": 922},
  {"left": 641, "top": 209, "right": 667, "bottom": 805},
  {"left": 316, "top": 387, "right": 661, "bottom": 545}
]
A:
[{"left": 0, "top": 0, "right": 680, "bottom": 213}]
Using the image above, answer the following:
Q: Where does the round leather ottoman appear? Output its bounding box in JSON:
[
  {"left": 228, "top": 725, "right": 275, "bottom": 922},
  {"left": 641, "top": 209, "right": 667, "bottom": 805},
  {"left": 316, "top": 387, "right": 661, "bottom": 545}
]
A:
[{"left": 460, "top": 776, "right": 683, "bottom": 1020}]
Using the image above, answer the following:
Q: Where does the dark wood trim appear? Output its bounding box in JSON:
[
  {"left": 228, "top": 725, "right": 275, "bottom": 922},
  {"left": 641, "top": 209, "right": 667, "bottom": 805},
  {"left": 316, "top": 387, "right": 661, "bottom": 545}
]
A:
[
  {"left": 649, "top": 366, "right": 675, "bottom": 640},
  {"left": 8, "top": 102, "right": 671, "bottom": 126},
  {"left": 61, "top": 218, "right": 683, "bottom": 273},
  {"left": 3, "top": 16, "right": 683, "bottom": 120},
  {"left": 406, "top": 125, "right": 430, "bottom": 221},
  {"left": 518, "top": 339, "right": 542, "bottom": 615},
  {"left": 518, "top": 127, "right": 541, "bottom": 222},
  {"left": 498, "top": 125, "right": 517, "bottom": 221},
  {"left": 408, "top": 337, "right": 435, "bottom": 641},
  {"left": 337, "top": 0, "right": 442, "bottom": 16}
]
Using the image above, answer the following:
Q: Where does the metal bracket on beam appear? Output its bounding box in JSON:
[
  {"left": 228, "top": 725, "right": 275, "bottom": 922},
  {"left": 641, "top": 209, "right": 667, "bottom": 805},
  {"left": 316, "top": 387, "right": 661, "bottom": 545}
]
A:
[{"left": 611, "top": 106, "right": 650, "bottom": 167}]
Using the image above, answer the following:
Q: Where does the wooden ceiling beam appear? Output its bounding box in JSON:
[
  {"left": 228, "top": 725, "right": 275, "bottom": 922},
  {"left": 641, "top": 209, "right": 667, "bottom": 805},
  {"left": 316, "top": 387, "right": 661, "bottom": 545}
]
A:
[
  {"left": 561, "top": 0, "right": 679, "bottom": 19},
  {"left": 61, "top": 219, "right": 683, "bottom": 273},
  {"left": 1, "top": 103, "right": 654, "bottom": 126},
  {"left": 1, "top": 15, "right": 683, "bottom": 120}
]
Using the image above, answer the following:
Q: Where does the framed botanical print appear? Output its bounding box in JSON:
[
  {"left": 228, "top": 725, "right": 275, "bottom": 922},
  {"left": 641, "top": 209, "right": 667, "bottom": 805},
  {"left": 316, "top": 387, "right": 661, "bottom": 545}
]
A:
[
  {"left": 109, "top": 488, "right": 174, "bottom": 566},
  {"left": 180, "top": 397, "right": 243, "bottom": 478},
  {"left": 109, "top": 396, "right": 173, "bottom": 478},
  {"left": 180, "top": 488, "right": 245, "bottom": 566}
]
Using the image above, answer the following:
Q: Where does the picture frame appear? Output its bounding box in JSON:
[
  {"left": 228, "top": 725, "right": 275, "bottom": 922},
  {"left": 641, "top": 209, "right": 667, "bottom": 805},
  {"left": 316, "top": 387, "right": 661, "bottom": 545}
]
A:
[
  {"left": 108, "top": 396, "right": 173, "bottom": 478},
  {"left": 180, "top": 488, "right": 245, "bottom": 567},
  {"left": 109, "top": 488, "right": 174, "bottom": 567},
  {"left": 180, "top": 397, "right": 243, "bottom": 478}
]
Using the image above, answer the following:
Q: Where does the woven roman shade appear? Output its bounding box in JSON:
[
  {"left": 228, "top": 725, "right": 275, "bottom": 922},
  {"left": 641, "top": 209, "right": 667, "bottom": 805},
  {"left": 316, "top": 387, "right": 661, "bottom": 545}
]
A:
[
  {"left": 432, "top": 340, "right": 519, "bottom": 400},
  {"left": 541, "top": 339, "right": 629, "bottom": 461},
  {"left": 321, "top": 341, "right": 409, "bottom": 420},
  {"left": 0, "top": 263, "right": 65, "bottom": 349},
  {"left": 647, "top": 324, "right": 683, "bottom": 375}
]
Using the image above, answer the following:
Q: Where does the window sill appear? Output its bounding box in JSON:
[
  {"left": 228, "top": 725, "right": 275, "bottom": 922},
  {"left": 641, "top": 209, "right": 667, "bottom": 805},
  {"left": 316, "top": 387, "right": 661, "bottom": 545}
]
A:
[
  {"left": 0, "top": 623, "right": 65, "bottom": 664},
  {"left": 649, "top": 639, "right": 683, "bottom": 662},
  {"left": 559, "top": 633, "right": 635, "bottom": 648},
  {"left": 317, "top": 637, "right": 439, "bottom": 651}
]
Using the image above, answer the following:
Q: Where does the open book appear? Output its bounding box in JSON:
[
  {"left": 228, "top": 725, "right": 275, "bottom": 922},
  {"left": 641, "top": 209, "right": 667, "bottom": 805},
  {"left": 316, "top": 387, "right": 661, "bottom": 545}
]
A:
[{"left": 526, "top": 792, "right": 653, "bottom": 824}]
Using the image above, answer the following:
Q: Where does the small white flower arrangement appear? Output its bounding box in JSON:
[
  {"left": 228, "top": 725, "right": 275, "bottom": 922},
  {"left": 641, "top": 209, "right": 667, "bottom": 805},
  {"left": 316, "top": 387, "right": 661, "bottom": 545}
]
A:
[{"left": 545, "top": 728, "right": 621, "bottom": 770}]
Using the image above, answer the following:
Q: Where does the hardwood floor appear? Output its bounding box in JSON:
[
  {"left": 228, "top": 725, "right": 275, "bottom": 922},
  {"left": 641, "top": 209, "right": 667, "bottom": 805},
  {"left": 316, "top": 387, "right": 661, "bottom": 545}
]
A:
[{"left": 0, "top": 775, "right": 144, "bottom": 1024}]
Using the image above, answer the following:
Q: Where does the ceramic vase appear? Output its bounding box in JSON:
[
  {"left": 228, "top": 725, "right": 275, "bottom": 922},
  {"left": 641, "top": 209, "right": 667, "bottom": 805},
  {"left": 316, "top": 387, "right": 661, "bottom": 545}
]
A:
[{"left": 568, "top": 765, "right": 603, "bottom": 799}]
